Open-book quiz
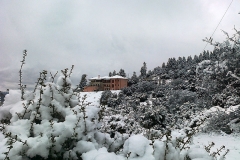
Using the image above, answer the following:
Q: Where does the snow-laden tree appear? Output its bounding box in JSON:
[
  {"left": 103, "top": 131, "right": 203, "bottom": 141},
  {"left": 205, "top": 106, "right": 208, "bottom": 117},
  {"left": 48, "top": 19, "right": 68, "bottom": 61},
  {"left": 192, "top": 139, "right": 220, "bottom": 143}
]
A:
[
  {"left": 140, "top": 62, "right": 147, "bottom": 79},
  {"left": 128, "top": 71, "right": 139, "bottom": 86},
  {"left": 75, "top": 74, "right": 87, "bottom": 92},
  {"left": 162, "top": 62, "right": 166, "bottom": 68},
  {"left": 187, "top": 56, "right": 193, "bottom": 64},
  {"left": 119, "top": 68, "right": 126, "bottom": 77},
  {"left": 112, "top": 70, "right": 117, "bottom": 76}
]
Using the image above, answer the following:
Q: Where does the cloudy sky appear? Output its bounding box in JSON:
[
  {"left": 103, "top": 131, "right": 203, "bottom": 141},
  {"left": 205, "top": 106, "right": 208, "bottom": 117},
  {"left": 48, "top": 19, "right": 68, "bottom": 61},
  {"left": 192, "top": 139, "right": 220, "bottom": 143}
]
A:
[{"left": 0, "top": 0, "right": 240, "bottom": 90}]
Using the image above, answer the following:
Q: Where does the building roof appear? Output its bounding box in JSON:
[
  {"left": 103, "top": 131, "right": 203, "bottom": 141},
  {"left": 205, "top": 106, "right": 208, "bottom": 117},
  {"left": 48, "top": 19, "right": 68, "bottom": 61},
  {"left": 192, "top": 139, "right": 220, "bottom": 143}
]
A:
[{"left": 89, "top": 75, "right": 128, "bottom": 80}]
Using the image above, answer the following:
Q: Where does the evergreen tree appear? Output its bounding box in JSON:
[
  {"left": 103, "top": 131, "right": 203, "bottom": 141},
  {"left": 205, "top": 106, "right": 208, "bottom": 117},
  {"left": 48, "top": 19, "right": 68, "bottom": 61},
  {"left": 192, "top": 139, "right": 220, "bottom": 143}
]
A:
[
  {"left": 76, "top": 74, "right": 87, "bottom": 92},
  {"left": 166, "top": 58, "right": 172, "bottom": 68},
  {"left": 119, "top": 69, "right": 126, "bottom": 77},
  {"left": 113, "top": 70, "right": 117, "bottom": 76},
  {"left": 177, "top": 57, "right": 183, "bottom": 68},
  {"left": 187, "top": 56, "right": 193, "bottom": 63},
  {"left": 203, "top": 50, "right": 210, "bottom": 60},
  {"left": 109, "top": 72, "right": 112, "bottom": 77},
  {"left": 178, "top": 57, "right": 183, "bottom": 62},
  {"left": 166, "top": 58, "right": 177, "bottom": 69},
  {"left": 147, "top": 70, "right": 152, "bottom": 77},
  {"left": 193, "top": 55, "right": 199, "bottom": 63},
  {"left": 186, "top": 56, "right": 193, "bottom": 68},
  {"left": 129, "top": 71, "right": 139, "bottom": 85},
  {"left": 182, "top": 56, "right": 186, "bottom": 63},
  {"left": 210, "top": 50, "right": 218, "bottom": 61},
  {"left": 162, "top": 62, "right": 166, "bottom": 68},
  {"left": 140, "top": 62, "right": 147, "bottom": 79},
  {"left": 198, "top": 53, "right": 203, "bottom": 62},
  {"left": 153, "top": 66, "right": 162, "bottom": 75}
]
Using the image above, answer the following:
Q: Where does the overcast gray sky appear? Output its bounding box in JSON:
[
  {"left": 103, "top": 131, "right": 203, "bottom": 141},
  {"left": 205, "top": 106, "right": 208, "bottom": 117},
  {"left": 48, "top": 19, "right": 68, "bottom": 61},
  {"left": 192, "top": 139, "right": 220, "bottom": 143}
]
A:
[{"left": 0, "top": 0, "right": 240, "bottom": 90}]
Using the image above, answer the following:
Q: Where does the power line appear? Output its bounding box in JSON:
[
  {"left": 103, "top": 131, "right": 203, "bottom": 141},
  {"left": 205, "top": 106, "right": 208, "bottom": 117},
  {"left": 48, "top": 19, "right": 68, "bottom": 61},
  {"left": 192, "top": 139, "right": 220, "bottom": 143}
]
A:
[{"left": 202, "top": 0, "right": 234, "bottom": 52}]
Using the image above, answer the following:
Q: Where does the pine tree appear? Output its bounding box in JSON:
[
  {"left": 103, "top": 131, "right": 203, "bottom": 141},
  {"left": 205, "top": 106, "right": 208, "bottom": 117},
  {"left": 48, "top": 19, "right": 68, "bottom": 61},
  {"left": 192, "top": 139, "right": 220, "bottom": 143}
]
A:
[
  {"left": 119, "top": 69, "right": 126, "bottom": 77},
  {"left": 187, "top": 56, "right": 193, "bottom": 63},
  {"left": 147, "top": 70, "right": 152, "bottom": 77},
  {"left": 193, "top": 55, "right": 199, "bottom": 63},
  {"left": 167, "top": 58, "right": 177, "bottom": 69},
  {"left": 76, "top": 74, "right": 87, "bottom": 92},
  {"left": 203, "top": 50, "right": 210, "bottom": 60},
  {"left": 162, "top": 62, "right": 166, "bottom": 68},
  {"left": 140, "top": 62, "right": 147, "bottom": 79},
  {"left": 177, "top": 57, "right": 183, "bottom": 68},
  {"left": 109, "top": 72, "right": 112, "bottom": 77},
  {"left": 182, "top": 56, "right": 186, "bottom": 63},
  {"left": 198, "top": 53, "right": 203, "bottom": 62},
  {"left": 177, "top": 57, "right": 183, "bottom": 63},
  {"left": 113, "top": 70, "right": 117, "bottom": 76},
  {"left": 210, "top": 51, "right": 218, "bottom": 61},
  {"left": 129, "top": 71, "right": 139, "bottom": 85}
]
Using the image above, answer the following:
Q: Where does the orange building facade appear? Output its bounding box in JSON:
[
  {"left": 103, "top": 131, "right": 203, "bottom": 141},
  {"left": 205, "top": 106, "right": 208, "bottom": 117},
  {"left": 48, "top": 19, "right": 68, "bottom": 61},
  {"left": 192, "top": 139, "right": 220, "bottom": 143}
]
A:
[{"left": 83, "top": 75, "right": 128, "bottom": 92}]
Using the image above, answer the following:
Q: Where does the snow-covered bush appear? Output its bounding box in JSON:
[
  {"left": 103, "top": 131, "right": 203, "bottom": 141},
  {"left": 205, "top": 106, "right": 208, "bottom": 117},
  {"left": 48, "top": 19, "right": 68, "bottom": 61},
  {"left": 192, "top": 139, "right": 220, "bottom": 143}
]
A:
[
  {"left": 204, "top": 106, "right": 240, "bottom": 134},
  {"left": 205, "top": 111, "right": 233, "bottom": 134},
  {"left": 168, "top": 90, "right": 197, "bottom": 111},
  {"left": 122, "top": 81, "right": 156, "bottom": 96},
  {"left": 133, "top": 93, "right": 148, "bottom": 102},
  {"left": 212, "top": 93, "right": 226, "bottom": 108},
  {"left": 100, "top": 90, "right": 113, "bottom": 106},
  {"left": 212, "top": 85, "right": 240, "bottom": 108},
  {"left": 0, "top": 68, "right": 108, "bottom": 159},
  {"left": 100, "top": 91, "right": 123, "bottom": 108},
  {"left": 0, "top": 61, "right": 129, "bottom": 159}
]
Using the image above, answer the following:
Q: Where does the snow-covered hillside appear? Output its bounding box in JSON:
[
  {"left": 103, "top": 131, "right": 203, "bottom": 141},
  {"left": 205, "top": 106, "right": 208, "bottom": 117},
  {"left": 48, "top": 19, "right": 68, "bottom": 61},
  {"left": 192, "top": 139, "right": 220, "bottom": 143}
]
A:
[
  {"left": 81, "top": 91, "right": 240, "bottom": 160},
  {"left": 0, "top": 87, "right": 239, "bottom": 159}
]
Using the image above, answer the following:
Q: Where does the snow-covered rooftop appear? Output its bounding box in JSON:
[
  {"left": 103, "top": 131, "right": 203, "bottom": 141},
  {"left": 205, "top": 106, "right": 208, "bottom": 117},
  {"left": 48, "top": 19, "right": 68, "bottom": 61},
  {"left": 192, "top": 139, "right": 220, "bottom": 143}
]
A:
[{"left": 89, "top": 75, "right": 128, "bottom": 80}]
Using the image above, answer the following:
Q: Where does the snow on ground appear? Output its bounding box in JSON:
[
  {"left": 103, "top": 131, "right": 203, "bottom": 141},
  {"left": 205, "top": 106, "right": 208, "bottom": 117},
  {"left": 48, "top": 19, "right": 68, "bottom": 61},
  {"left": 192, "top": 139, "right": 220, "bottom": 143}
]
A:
[
  {"left": 79, "top": 91, "right": 102, "bottom": 106},
  {"left": 78, "top": 90, "right": 120, "bottom": 106},
  {"left": 193, "top": 133, "right": 240, "bottom": 160}
]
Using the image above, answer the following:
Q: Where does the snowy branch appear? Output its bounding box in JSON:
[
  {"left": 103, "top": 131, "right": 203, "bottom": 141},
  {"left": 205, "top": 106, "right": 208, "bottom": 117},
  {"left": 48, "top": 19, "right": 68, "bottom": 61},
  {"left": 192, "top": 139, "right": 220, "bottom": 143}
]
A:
[{"left": 227, "top": 71, "right": 240, "bottom": 81}]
